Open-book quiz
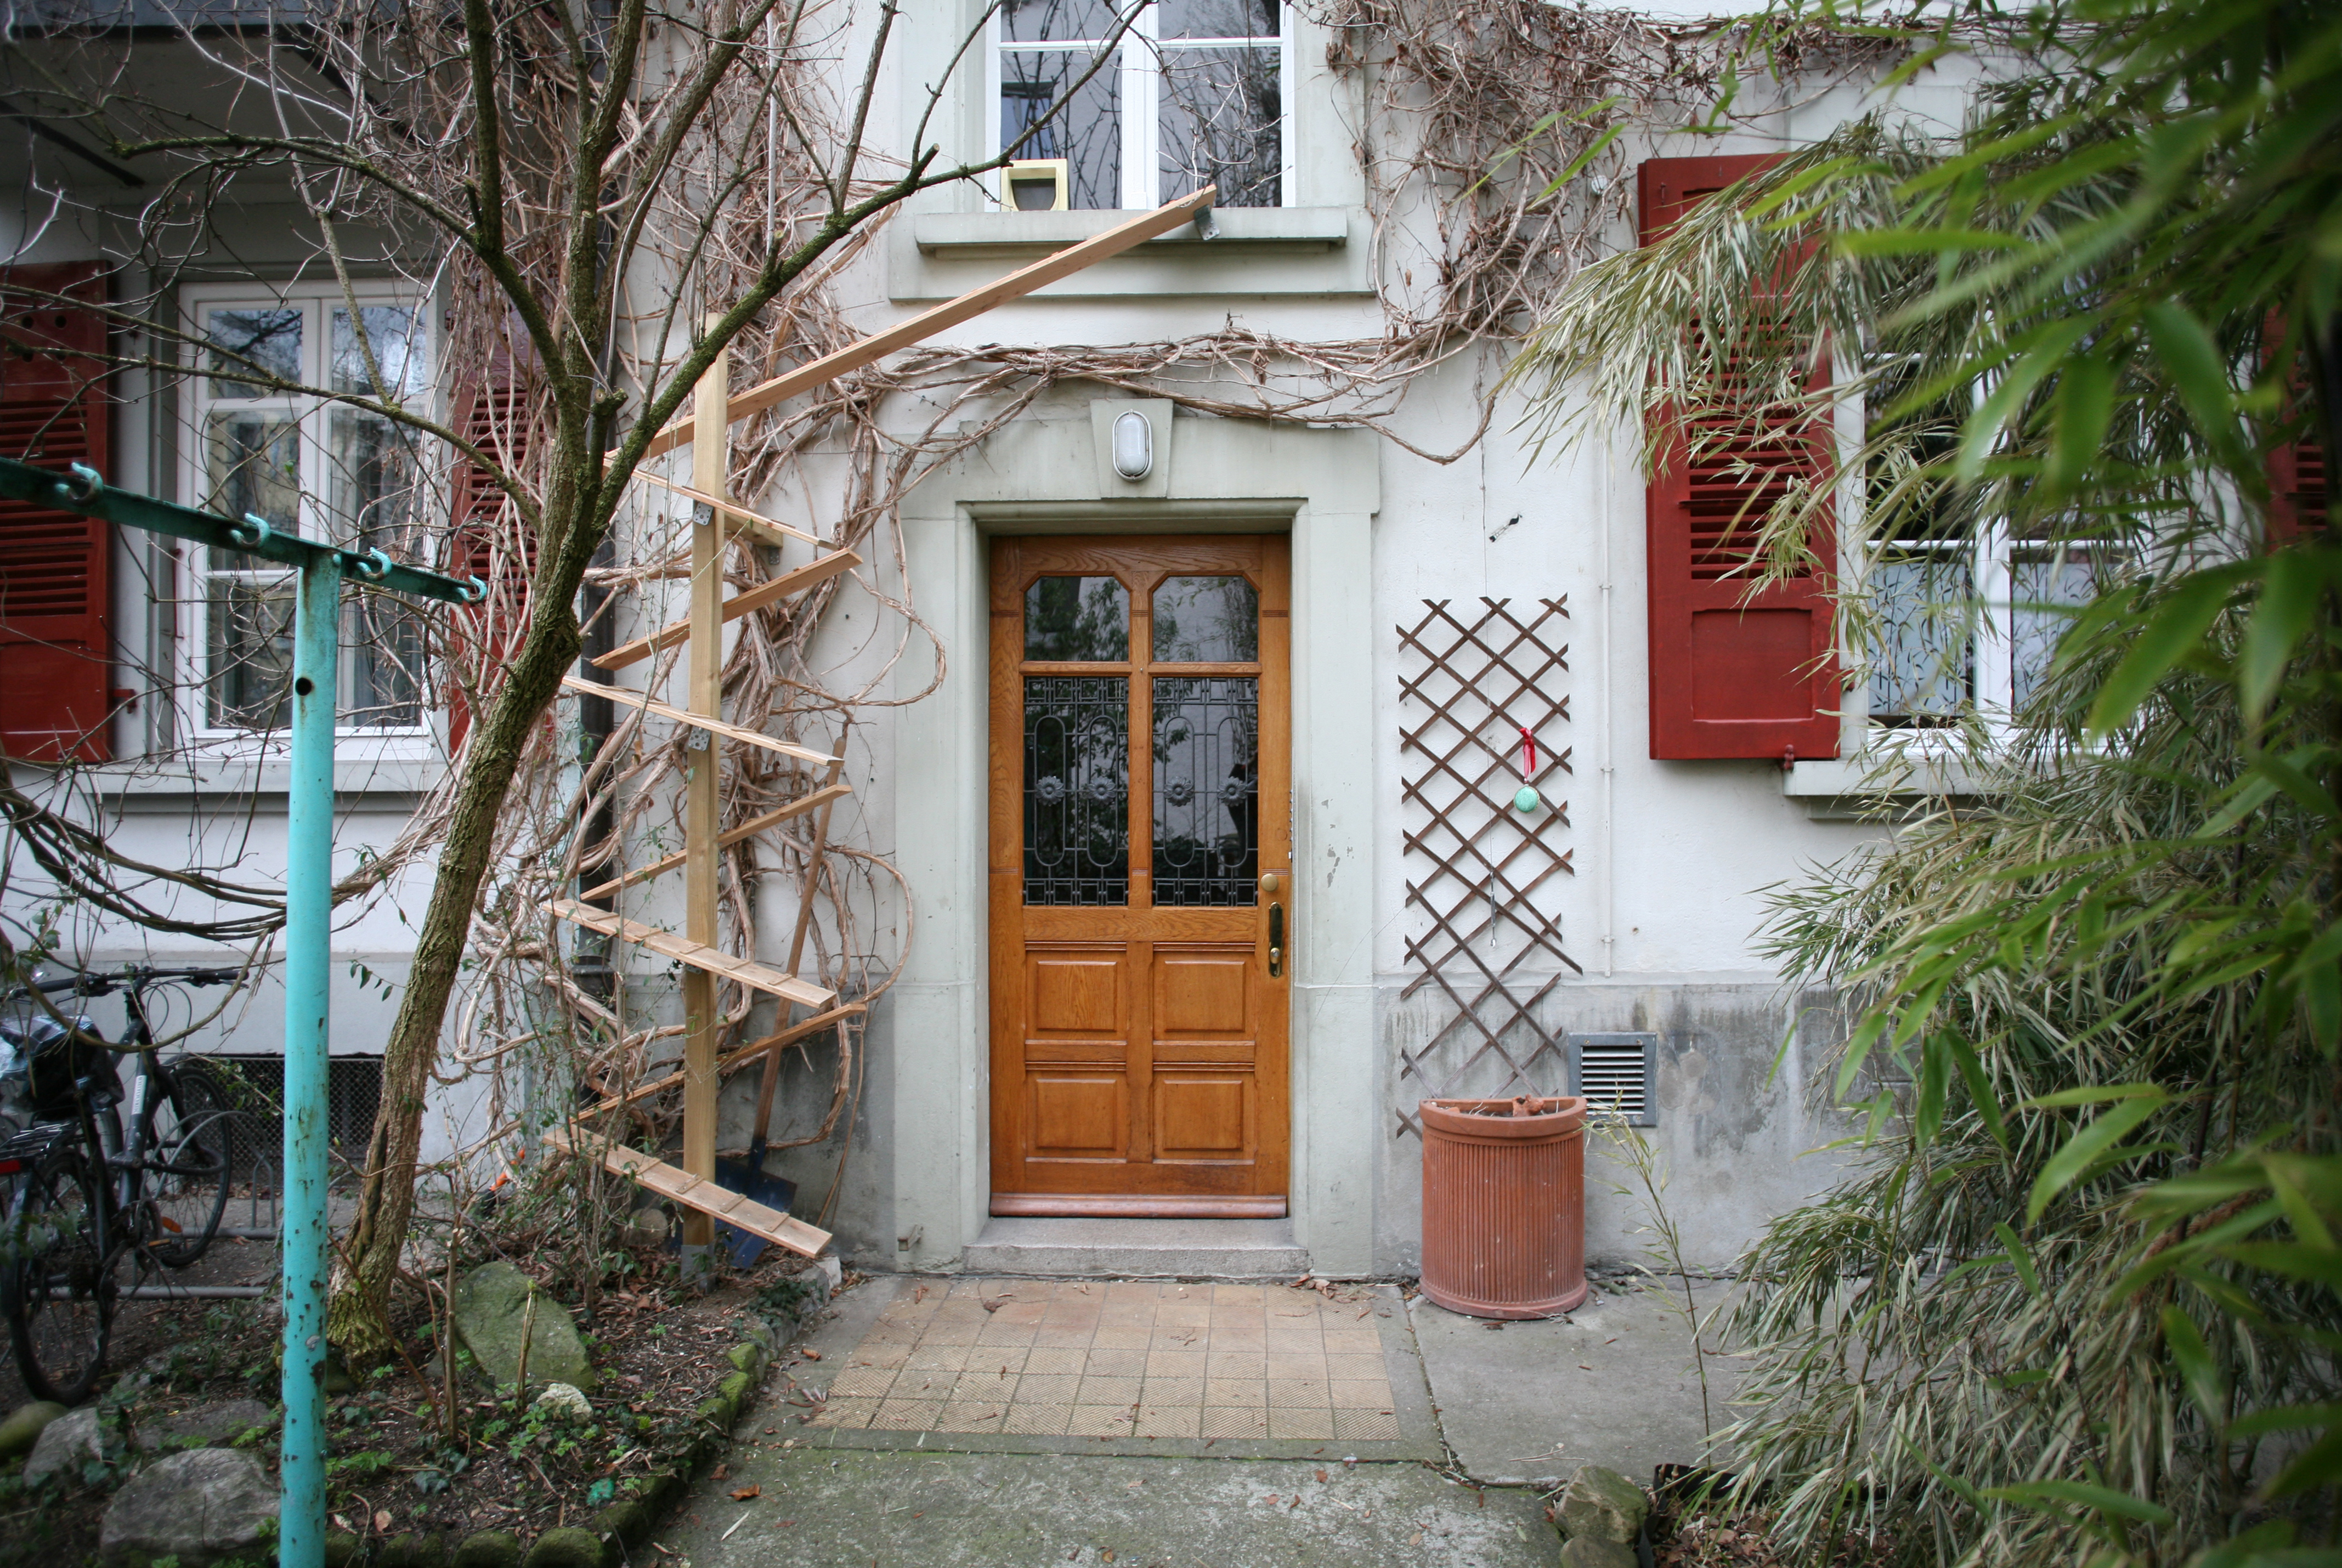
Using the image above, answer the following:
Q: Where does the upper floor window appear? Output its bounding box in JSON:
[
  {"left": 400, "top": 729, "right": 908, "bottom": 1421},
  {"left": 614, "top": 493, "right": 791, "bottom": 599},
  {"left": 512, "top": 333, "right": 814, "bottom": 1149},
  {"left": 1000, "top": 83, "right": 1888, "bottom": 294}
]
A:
[
  {"left": 182, "top": 284, "right": 435, "bottom": 737},
  {"left": 1869, "top": 531, "right": 2117, "bottom": 731},
  {"left": 991, "top": 0, "right": 1288, "bottom": 210}
]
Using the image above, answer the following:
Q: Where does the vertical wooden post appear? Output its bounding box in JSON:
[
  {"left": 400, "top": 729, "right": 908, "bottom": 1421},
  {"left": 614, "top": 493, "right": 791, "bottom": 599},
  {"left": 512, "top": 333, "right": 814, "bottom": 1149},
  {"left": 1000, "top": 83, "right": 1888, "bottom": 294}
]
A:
[{"left": 680, "top": 321, "right": 727, "bottom": 1270}]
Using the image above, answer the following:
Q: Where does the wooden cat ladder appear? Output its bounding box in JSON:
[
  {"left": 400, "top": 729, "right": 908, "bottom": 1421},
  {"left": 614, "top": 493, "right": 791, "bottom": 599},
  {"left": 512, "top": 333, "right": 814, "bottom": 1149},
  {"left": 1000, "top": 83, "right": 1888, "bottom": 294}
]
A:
[{"left": 542, "top": 186, "right": 1219, "bottom": 1261}]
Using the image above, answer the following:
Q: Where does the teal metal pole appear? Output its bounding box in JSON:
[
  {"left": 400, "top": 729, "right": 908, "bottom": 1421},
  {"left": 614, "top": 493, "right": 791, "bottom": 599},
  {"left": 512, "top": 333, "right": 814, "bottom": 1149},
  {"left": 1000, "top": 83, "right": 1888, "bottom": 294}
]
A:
[{"left": 280, "top": 548, "right": 341, "bottom": 1568}]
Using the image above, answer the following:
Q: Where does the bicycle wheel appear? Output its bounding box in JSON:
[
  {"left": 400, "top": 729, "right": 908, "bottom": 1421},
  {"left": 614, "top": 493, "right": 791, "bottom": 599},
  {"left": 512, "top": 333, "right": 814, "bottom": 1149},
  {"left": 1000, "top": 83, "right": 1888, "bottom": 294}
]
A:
[
  {"left": 149, "top": 1060, "right": 234, "bottom": 1268},
  {"left": 3, "top": 1144, "right": 112, "bottom": 1404}
]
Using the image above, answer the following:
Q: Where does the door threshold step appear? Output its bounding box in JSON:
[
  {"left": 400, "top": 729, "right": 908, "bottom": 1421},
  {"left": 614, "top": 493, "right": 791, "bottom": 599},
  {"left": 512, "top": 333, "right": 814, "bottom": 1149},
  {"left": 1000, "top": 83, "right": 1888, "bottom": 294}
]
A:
[{"left": 964, "top": 1216, "right": 1309, "bottom": 1280}]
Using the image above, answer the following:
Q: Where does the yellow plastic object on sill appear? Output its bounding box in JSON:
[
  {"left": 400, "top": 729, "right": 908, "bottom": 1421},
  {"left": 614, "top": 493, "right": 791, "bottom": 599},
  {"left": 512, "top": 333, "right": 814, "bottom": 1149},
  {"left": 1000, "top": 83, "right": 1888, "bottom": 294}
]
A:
[{"left": 1005, "top": 157, "right": 1069, "bottom": 211}]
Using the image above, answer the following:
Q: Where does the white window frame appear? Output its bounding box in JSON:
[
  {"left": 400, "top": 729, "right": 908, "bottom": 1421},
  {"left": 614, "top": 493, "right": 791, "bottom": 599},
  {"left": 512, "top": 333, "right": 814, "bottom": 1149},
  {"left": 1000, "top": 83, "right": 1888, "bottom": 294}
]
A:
[
  {"left": 176, "top": 281, "right": 442, "bottom": 751},
  {"left": 983, "top": 0, "right": 1296, "bottom": 211},
  {"left": 1864, "top": 522, "right": 2120, "bottom": 744}
]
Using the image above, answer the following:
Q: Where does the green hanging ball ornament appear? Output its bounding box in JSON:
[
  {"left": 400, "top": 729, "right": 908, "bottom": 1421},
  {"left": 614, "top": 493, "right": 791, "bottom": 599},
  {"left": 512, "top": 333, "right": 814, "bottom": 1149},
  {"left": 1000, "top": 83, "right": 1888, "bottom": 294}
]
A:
[{"left": 1513, "top": 784, "right": 1541, "bottom": 814}]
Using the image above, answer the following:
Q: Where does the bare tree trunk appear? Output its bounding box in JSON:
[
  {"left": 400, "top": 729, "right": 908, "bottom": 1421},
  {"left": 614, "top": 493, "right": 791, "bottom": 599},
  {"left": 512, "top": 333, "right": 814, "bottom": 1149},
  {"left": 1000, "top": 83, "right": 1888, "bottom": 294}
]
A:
[{"left": 329, "top": 590, "right": 584, "bottom": 1361}]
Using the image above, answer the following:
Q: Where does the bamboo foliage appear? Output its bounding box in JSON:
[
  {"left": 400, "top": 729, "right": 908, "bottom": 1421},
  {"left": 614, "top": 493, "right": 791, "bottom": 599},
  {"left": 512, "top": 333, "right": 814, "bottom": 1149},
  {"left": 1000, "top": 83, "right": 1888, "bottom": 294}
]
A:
[{"left": 1508, "top": 1, "right": 2341, "bottom": 1561}]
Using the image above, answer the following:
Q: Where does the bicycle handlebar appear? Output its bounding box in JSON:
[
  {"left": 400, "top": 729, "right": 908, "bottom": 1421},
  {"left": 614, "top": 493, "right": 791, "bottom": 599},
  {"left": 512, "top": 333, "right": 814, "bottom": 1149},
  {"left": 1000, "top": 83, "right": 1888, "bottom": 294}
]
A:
[{"left": 2, "top": 964, "right": 242, "bottom": 1004}]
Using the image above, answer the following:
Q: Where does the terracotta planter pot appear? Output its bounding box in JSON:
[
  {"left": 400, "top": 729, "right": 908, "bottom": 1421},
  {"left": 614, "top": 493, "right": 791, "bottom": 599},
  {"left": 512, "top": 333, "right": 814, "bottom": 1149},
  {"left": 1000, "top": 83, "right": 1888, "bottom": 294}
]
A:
[{"left": 1418, "top": 1095, "right": 1588, "bottom": 1318}]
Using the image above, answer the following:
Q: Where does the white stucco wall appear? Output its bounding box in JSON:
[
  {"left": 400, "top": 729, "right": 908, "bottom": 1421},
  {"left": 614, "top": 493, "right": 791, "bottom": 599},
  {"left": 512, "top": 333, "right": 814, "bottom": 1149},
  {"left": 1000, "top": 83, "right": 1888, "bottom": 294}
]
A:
[{"left": 0, "top": 9, "right": 2009, "bottom": 1274}]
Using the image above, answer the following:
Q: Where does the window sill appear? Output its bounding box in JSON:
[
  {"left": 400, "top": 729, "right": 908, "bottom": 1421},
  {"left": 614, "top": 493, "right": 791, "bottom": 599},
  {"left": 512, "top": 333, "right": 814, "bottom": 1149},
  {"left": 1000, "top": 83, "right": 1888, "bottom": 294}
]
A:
[
  {"left": 890, "top": 206, "right": 1371, "bottom": 301},
  {"left": 1781, "top": 752, "right": 1992, "bottom": 822},
  {"left": 13, "top": 754, "right": 448, "bottom": 813}
]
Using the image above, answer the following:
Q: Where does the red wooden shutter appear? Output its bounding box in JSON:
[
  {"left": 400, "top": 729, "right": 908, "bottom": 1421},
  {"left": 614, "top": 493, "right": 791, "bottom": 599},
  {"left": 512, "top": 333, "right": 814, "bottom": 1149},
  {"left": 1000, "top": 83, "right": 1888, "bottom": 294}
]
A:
[
  {"left": 1640, "top": 156, "right": 1841, "bottom": 761},
  {"left": 0, "top": 263, "right": 113, "bottom": 763},
  {"left": 2267, "top": 432, "right": 2326, "bottom": 548},
  {"left": 444, "top": 381, "right": 534, "bottom": 752}
]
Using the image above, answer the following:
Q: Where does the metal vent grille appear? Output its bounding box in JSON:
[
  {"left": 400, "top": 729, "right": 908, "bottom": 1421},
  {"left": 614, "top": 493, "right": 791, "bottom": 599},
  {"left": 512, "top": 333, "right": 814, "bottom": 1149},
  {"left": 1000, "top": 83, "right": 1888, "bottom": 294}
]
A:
[{"left": 1569, "top": 1033, "right": 1657, "bottom": 1126}]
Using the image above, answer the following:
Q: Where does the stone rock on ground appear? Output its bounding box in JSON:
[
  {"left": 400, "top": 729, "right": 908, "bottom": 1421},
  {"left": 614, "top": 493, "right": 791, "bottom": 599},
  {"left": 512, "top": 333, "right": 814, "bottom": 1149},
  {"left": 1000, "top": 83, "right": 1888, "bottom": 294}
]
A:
[
  {"left": 0, "top": 1400, "right": 69, "bottom": 1461},
  {"left": 98, "top": 1447, "right": 279, "bottom": 1566},
  {"left": 452, "top": 1261, "right": 596, "bottom": 1392},
  {"left": 132, "top": 1397, "right": 276, "bottom": 1452},
  {"left": 532, "top": 1382, "right": 592, "bottom": 1419},
  {"left": 453, "top": 1529, "right": 524, "bottom": 1568},
  {"left": 619, "top": 1207, "right": 670, "bottom": 1249},
  {"left": 25, "top": 1405, "right": 106, "bottom": 1482},
  {"left": 521, "top": 1525, "right": 608, "bottom": 1568},
  {"left": 1559, "top": 1464, "right": 1650, "bottom": 1546},
  {"left": 1560, "top": 1538, "right": 1640, "bottom": 1568}
]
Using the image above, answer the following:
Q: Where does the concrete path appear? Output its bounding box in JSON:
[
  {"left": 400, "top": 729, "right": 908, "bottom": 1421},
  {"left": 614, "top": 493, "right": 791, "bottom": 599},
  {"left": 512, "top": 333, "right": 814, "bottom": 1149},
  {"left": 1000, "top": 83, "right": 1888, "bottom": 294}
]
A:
[
  {"left": 663, "top": 1450, "right": 1554, "bottom": 1568},
  {"left": 659, "top": 1272, "right": 1733, "bottom": 1568},
  {"left": 1408, "top": 1280, "right": 1739, "bottom": 1486}
]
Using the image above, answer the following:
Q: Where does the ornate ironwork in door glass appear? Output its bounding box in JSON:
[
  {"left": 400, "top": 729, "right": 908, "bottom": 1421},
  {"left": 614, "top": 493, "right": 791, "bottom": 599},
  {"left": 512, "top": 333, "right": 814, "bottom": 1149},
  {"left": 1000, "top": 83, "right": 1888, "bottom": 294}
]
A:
[
  {"left": 1025, "top": 676, "right": 1130, "bottom": 904},
  {"left": 1151, "top": 575, "right": 1257, "bottom": 663},
  {"left": 1026, "top": 575, "right": 1129, "bottom": 660},
  {"left": 1152, "top": 676, "right": 1258, "bottom": 905}
]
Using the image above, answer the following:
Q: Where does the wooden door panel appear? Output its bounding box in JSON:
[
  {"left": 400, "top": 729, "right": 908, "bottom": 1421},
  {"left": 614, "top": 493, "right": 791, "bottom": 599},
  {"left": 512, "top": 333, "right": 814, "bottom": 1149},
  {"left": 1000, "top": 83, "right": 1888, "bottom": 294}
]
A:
[
  {"left": 990, "top": 534, "right": 1291, "bottom": 1216},
  {"left": 1153, "top": 1073, "right": 1255, "bottom": 1162},
  {"left": 1154, "top": 950, "right": 1252, "bottom": 1039},
  {"left": 1028, "top": 949, "right": 1128, "bottom": 1040},
  {"left": 1029, "top": 1074, "right": 1128, "bottom": 1159}
]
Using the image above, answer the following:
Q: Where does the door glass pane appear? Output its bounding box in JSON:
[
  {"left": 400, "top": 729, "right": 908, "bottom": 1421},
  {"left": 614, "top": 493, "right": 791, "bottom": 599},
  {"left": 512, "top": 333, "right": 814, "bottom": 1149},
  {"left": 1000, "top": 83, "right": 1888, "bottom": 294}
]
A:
[
  {"left": 1025, "top": 675, "right": 1130, "bottom": 905},
  {"left": 1152, "top": 675, "right": 1257, "bottom": 905},
  {"left": 1150, "top": 574, "right": 1257, "bottom": 661},
  {"left": 205, "top": 307, "right": 302, "bottom": 399},
  {"left": 1026, "top": 575, "right": 1129, "bottom": 660},
  {"left": 1002, "top": 50, "right": 1122, "bottom": 210},
  {"left": 1158, "top": 47, "right": 1280, "bottom": 207}
]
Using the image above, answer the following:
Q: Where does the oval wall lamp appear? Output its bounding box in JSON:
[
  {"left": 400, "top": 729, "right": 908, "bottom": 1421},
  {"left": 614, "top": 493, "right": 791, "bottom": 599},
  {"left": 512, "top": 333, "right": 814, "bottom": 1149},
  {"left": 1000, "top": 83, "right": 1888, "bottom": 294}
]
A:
[{"left": 1112, "top": 409, "right": 1153, "bottom": 480}]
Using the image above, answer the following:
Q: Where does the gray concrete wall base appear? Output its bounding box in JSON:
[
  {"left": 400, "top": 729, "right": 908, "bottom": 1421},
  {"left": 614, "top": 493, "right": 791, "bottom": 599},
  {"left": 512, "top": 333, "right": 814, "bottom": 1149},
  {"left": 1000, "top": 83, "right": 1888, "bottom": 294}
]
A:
[{"left": 1375, "top": 981, "right": 1851, "bottom": 1276}]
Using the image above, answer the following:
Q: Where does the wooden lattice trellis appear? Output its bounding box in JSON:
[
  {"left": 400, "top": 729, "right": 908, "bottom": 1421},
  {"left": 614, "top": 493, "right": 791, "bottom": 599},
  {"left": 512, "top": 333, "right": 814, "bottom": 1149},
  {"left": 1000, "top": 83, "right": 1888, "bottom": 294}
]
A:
[{"left": 1396, "top": 598, "right": 1579, "bottom": 1136}]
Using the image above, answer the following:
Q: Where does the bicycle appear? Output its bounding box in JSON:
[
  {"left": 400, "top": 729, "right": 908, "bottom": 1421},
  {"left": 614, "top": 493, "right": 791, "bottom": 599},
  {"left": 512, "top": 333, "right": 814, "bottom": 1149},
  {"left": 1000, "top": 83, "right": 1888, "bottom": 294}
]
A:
[{"left": 0, "top": 965, "right": 244, "bottom": 1403}]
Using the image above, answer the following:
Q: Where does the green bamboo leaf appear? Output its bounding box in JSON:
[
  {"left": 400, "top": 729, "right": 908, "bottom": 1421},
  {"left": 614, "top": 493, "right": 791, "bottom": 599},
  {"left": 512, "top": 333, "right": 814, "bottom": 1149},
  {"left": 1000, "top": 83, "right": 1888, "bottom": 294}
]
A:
[
  {"left": 2227, "top": 1404, "right": 2342, "bottom": 1440},
  {"left": 1948, "top": 1033, "right": 2011, "bottom": 1153},
  {"left": 1530, "top": 123, "right": 1626, "bottom": 204},
  {"left": 2161, "top": 1306, "right": 2226, "bottom": 1424},
  {"left": 2143, "top": 299, "right": 2248, "bottom": 463},
  {"left": 1915, "top": 1029, "right": 1949, "bottom": 1145},
  {"left": 2305, "top": 963, "right": 2342, "bottom": 1056},
  {"left": 2022, "top": 1083, "right": 2168, "bottom": 1111},
  {"left": 1996, "top": 1222, "right": 2041, "bottom": 1297},
  {"left": 2049, "top": 354, "right": 2117, "bottom": 499},
  {"left": 2220, "top": 1243, "right": 2342, "bottom": 1290},
  {"left": 1980, "top": 1479, "right": 2176, "bottom": 1525},
  {"left": 2239, "top": 557, "right": 2317, "bottom": 722},
  {"left": 2262, "top": 1426, "right": 2342, "bottom": 1501},
  {"left": 2086, "top": 567, "right": 2250, "bottom": 737},
  {"left": 2182, "top": 1517, "right": 2317, "bottom": 1568},
  {"left": 2028, "top": 1090, "right": 2169, "bottom": 1222},
  {"left": 1834, "top": 227, "right": 2024, "bottom": 256},
  {"left": 1835, "top": 1009, "right": 1891, "bottom": 1101}
]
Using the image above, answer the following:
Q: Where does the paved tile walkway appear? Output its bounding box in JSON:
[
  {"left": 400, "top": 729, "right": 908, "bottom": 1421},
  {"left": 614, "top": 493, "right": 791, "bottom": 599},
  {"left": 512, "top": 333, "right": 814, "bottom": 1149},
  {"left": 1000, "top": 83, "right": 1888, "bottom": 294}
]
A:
[{"left": 810, "top": 1277, "right": 1401, "bottom": 1442}]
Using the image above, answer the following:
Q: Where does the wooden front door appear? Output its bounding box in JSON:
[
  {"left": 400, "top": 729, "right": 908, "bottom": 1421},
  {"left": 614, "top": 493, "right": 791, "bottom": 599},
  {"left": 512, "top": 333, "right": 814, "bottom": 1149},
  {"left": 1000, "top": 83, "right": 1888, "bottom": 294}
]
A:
[{"left": 989, "top": 535, "right": 1291, "bottom": 1218}]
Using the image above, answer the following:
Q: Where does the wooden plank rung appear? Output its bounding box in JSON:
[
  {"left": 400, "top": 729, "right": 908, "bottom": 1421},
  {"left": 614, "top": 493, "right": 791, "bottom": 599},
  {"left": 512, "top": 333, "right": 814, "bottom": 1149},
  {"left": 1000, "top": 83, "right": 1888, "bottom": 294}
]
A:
[
  {"left": 592, "top": 550, "right": 862, "bottom": 672},
  {"left": 545, "top": 898, "right": 837, "bottom": 1009},
  {"left": 578, "top": 782, "right": 855, "bottom": 902},
  {"left": 542, "top": 1126, "right": 830, "bottom": 1257},
  {"left": 559, "top": 675, "right": 838, "bottom": 767},
  {"left": 626, "top": 470, "right": 823, "bottom": 547}
]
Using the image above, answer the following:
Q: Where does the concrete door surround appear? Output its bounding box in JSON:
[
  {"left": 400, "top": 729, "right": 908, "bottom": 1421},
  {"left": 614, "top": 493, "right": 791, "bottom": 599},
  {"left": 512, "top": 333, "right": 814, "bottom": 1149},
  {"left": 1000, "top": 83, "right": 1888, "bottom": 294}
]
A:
[{"left": 891, "top": 401, "right": 1381, "bottom": 1277}]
